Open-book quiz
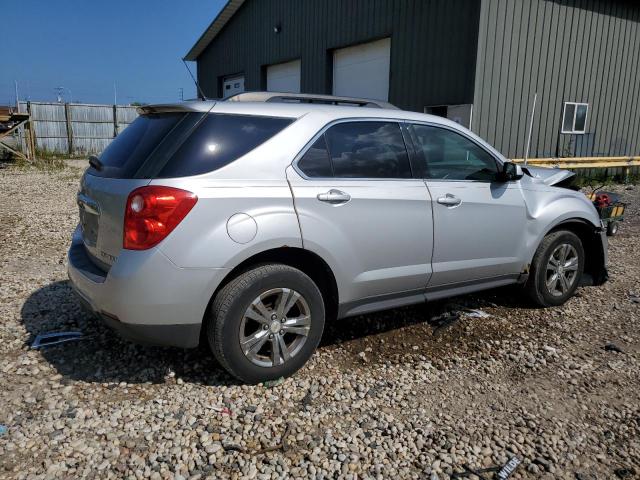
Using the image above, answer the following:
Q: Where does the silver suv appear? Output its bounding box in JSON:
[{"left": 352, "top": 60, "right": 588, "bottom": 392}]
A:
[{"left": 68, "top": 93, "right": 608, "bottom": 383}]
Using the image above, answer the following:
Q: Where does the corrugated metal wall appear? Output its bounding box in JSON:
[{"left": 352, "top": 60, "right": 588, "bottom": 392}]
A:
[
  {"left": 17, "top": 102, "right": 138, "bottom": 155},
  {"left": 472, "top": 0, "right": 640, "bottom": 158},
  {"left": 196, "top": 0, "right": 481, "bottom": 111}
]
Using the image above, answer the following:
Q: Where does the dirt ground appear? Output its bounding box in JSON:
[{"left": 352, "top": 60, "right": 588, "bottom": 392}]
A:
[{"left": 0, "top": 161, "right": 638, "bottom": 479}]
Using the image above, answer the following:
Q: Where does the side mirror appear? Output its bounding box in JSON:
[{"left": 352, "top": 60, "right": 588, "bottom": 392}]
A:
[{"left": 497, "top": 161, "right": 523, "bottom": 182}]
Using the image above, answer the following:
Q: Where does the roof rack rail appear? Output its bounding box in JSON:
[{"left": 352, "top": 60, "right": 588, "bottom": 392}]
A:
[{"left": 225, "top": 92, "right": 399, "bottom": 110}]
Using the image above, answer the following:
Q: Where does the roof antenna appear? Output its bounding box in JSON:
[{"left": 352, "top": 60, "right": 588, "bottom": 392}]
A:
[{"left": 182, "top": 59, "right": 207, "bottom": 100}]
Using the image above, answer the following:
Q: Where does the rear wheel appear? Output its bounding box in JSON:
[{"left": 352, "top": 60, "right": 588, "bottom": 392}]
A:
[
  {"left": 525, "top": 230, "right": 584, "bottom": 307},
  {"left": 207, "top": 264, "right": 325, "bottom": 383}
]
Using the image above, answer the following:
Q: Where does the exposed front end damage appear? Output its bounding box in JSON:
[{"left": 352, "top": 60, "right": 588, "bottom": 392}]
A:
[{"left": 518, "top": 165, "right": 608, "bottom": 287}]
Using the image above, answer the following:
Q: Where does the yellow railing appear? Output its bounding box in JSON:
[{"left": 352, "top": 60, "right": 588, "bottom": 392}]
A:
[{"left": 511, "top": 156, "right": 640, "bottom": 170}]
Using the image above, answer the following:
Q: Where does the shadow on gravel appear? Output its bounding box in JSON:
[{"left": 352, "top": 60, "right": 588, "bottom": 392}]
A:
[
  {"left": 320, "top": 285, "right": 529, "bottom": 347},
  {"left": 20, "top": 280, "right": 241, "bottom": 387},
  {"left": 22, "top": 280, "right": 528, "bottom": 385}
]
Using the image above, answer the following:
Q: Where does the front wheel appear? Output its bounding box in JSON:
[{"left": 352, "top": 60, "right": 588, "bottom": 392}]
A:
[
  {"left": 525, "top": 230, "right": 585, "bottom": 307},
  {"left": 207, "top": 264, "right": 325, "bottom": 384}
]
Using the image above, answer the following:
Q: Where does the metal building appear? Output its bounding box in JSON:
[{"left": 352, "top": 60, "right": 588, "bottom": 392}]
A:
[{"left": 185, "top": 0, "right": 640, "bottom": 159}]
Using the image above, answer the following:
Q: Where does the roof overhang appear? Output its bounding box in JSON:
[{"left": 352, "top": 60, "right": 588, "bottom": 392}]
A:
[{"left": 184, "top": 0, "right": 245, "bottom": 61}]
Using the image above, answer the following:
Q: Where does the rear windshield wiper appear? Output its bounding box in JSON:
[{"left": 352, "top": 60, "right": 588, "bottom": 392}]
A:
[{"left": 88, "top": 155, "right": 103, "bottom": 171}]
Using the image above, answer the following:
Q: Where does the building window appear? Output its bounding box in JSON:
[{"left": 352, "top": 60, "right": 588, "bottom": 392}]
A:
[{"left": 561, "top": 102, "right": 588, "bottom": 134}]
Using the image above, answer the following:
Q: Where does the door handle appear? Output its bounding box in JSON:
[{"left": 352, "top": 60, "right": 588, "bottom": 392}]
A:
[
  {"left": 437, "top": 194, "right": 462, "bottom": 207},
  {"left": 317, "top": 189, "right": 351, "bottom": 205}
]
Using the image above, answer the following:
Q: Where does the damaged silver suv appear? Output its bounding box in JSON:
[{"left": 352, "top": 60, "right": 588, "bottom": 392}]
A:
[{"left": 68, "top": 93, "right": 608, "bottom": 383}]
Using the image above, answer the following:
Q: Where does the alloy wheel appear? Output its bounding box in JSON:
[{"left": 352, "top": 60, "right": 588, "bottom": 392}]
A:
[
  {"left": 239, "top": 288, "right": 311, "bottom": 367},
  {"left": 545, "top": 243, "right": 579, "bottom": 297}
]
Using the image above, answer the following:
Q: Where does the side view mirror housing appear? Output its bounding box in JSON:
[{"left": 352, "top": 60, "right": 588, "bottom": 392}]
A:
[{"left": 497, "top": 161, "right": 523, "bottom": 182}]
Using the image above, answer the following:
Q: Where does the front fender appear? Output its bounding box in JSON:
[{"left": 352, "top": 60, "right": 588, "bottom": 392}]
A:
[{"left": 521, "top": 186, "right": 601, "bottom": 263}]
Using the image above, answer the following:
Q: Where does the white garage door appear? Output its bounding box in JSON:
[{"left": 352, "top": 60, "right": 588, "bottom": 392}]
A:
[
  {"left": 333, "top": 38, "right": 391, "bottom": 101},
  {"left": 267, "top": 59, "right": 301, "bottom": 93}
]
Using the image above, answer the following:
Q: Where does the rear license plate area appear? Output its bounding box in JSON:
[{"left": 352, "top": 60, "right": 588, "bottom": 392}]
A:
[{"left": 79, "top": 206, "right": 99, "bottom": 247}]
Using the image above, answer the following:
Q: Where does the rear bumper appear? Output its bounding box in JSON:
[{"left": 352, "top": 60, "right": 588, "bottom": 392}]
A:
[{"left": 68, "top": 226, "right": 229, "bottom": 348}]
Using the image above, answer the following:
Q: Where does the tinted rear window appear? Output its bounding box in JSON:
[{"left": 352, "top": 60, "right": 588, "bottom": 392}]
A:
[
  {"left": 297, "top": 137, "right": 333, "bottom": 177},
  {"left": 92, "top": 113, "right": 186, "bottom": 178},
  {"left": 89, "top": 112, "right": 293, "bottom": 178},
  {"left": 156, "top": 114, "right": 292, "bottom": 178}
]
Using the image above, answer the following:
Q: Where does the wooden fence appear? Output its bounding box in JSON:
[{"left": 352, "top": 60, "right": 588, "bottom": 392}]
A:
[{"left": 16, "top": 101, "right": 138, "bottom": 155}]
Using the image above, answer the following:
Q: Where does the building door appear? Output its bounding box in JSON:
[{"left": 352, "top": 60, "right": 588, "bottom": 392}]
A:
[
  {"left": 333, "top": 38, "right": 391, "bottom": 101},
  {"left": 267, "top": 59, "right": 301, "bottom": 93},
  {"left": 222, "top": 75, "right": 245, "bottom": 98},
  {"left": 424, "top": 104, "right": 474, "bottom": 129}
]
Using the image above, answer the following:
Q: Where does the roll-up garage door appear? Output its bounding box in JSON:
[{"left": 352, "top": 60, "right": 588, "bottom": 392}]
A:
[
  {"left": 332, "top": 38, "right": 391, "bottom": 101},
  {"left": 266, "top": 59, "right": 301, "bottom": 93}
]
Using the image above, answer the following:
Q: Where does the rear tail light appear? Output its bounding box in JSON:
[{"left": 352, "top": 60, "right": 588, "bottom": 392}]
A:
[{"left": 123, "top": 186, "right": 197, "bottom": 250}]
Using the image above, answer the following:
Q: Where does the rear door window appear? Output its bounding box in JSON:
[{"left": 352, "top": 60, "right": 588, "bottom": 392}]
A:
[
  {"left": 324, "top": 121, "right": 412, "bottom": 178},
  {"left": 297, "top": 136, "right": 333, "bottom": 177}
]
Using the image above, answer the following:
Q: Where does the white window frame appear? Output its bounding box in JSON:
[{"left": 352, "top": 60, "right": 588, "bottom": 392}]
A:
[{"left": 561, "top": 102, "right": 589, "bottom": 134}]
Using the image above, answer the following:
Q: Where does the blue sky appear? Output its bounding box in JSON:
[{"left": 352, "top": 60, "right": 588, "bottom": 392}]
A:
[{"left": 2, "top": 0, "right": 226, "bottom": 105}]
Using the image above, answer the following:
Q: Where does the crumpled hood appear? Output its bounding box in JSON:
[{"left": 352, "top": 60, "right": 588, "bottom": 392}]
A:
[{"left": 522, "top": 165, "right": 575, "bottom": 186}]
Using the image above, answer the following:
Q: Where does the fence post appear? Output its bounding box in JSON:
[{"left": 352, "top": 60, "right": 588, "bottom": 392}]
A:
[
  {"left": 64, "top": 103, "right": 73, "bottom": 156},
  {"left": 113, "top": 104, "right": 118, "bottom": 138},
  {"left": 25, "top": 101, "right": 37, "bottom": 161}
]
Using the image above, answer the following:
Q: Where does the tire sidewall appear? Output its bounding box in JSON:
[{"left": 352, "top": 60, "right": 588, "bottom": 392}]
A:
[
  {"left": 534, "top": 231, "right": 584, "bottom": 306},
  {"left": 214, "top": 268, "right": 325, "bottom": 384}
]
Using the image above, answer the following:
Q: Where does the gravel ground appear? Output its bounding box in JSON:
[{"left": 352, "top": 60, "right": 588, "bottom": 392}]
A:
[{"left": 0, "top": 162, "right": 639, "bottom": 480}]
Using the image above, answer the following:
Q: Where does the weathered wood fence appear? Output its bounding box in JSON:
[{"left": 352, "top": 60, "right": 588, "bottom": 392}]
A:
[{"left": 17, "top": 101, "right": 138, "bottom": 155}]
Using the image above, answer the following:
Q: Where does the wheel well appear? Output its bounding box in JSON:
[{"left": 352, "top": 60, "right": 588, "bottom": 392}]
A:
[
  {"left": 211, "top": 247, "right": 339, "bottom": 323},
  {"left": 548, "top": 219, "right": 607, "bottom": 285}
]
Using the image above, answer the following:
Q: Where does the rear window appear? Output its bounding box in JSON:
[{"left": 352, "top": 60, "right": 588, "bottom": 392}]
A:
[
  {"left": 90, "top": 112, "right": 293, "bottom": 178},
  {"left": 92, "top": 113, "right": 186, "bottom": 178}
]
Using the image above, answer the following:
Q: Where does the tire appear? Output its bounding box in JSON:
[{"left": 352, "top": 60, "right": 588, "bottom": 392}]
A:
[
  {"left": 525, "top": 230, "right": 585, "bottom": 307},
  {"left": 207, "top": 264, "right": 325, "bottom": 384},
  {"left": 606, "top": 221, "right": 619, "bottom": 236}
]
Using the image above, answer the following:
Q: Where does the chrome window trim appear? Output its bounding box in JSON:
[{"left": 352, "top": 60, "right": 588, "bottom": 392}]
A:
[{"left": 291, "top": 117, "right": 420, "bottom": 182}]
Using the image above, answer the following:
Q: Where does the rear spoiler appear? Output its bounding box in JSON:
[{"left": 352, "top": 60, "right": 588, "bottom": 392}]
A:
[{"left": 136, "top": 101, "right": 216, "bottom": 115}]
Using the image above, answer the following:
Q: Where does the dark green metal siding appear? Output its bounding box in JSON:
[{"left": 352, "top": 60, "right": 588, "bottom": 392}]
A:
[
  {"left": 196, "top": 0, "right": 481, "bottom": 111},
  {"left": 472, "top": 0, "right": 640, "bottom": 158}
]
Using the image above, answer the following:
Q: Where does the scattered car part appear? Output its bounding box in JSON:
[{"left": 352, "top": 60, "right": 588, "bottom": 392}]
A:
[{"left": 31, "top": 332, "right": 84, "bottom": 349}]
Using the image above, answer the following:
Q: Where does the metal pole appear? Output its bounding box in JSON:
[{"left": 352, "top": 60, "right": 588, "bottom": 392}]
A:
[
  {"left": 114, "top": 83, "right": 117, "bottom": 105},
  {"left": 14, "top": 80, "right": 19, "bottom": 108},
  {"left": 524, "top": 93, "right": 537, "bottom": 166}
]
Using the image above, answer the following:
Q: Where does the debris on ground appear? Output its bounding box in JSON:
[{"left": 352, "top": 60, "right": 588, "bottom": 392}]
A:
[
  {"left": 604, "top": 342, "right": 625, "bottom": 353},
  {"left": 462, "top": 308, "right": 491, "bottom": 319},
  {"left": 263, "top": 377, "right": 285, "bottom": 388},
  {"left": 0, "top": 425, "right": 7, "bottom": 436},
  {"left": 614, "top": 467, "right": 637, "bottom": 479},
  {"left": 430, "top": 311, "right": 461, "bottom": 333},
  {"left": 31, "top": 331, "right": 84, "bottom": 349},
  {"left": 451, "top": 456, "right": 521, "bottom": 479},
  {"left": 207, "top": 405, "right": 232, "bottom": 415}
]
